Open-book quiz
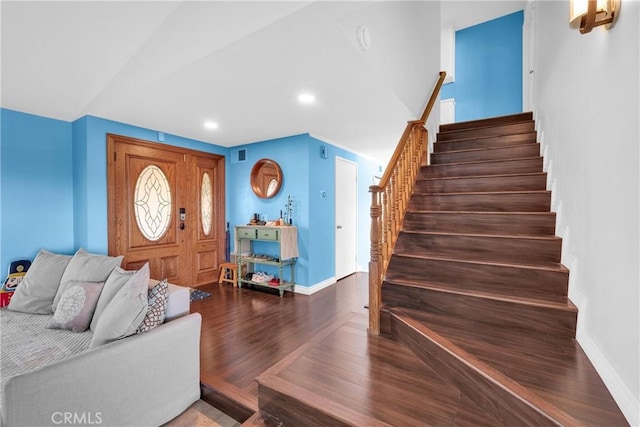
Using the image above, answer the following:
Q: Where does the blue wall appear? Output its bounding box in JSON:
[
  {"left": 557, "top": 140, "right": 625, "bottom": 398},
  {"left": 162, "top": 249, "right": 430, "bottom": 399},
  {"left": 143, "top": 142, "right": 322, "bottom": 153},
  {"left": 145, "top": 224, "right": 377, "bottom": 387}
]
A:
[
  {"left": 1, "top": 109, "right": 75, "bottom": 270},
  {"left": 73, "top": 116, "right": 228, "bottom": 253},
  {"left": 1, "top": 109, "right": 377, "bottom": 290},
  {"left": 441, "top": 11, "right": 524, "bottom": 122},
  {"left": 228, "top": 134, "right": 378, "bottom": 287}
]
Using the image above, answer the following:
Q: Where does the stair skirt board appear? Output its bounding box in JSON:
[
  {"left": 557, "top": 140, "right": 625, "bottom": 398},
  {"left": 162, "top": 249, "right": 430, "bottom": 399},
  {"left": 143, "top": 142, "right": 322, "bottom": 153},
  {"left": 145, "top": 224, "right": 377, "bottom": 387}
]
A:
[{"left": 388, "top": 308, "right": 581, "bottom": 426}]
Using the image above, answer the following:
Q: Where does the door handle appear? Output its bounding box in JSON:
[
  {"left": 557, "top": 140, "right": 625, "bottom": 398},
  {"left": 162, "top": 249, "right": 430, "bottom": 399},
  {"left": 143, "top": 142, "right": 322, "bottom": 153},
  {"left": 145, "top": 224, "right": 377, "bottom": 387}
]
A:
[{"left": 337, "top": 225, "right": 342, "bottom": 229}]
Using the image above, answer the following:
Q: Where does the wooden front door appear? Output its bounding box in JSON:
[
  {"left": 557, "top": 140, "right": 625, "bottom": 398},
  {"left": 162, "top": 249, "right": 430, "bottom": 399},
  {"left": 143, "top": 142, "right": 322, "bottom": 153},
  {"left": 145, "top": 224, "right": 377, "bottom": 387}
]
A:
[{"left": 107, "top": 134, "right": 225, "bottom": 286}]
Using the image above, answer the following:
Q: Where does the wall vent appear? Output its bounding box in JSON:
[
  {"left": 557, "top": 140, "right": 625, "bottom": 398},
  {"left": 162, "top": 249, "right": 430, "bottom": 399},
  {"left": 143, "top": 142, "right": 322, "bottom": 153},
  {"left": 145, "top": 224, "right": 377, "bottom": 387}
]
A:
[{"left": 232, "top": 148, "right": 247, "bottom": 164}]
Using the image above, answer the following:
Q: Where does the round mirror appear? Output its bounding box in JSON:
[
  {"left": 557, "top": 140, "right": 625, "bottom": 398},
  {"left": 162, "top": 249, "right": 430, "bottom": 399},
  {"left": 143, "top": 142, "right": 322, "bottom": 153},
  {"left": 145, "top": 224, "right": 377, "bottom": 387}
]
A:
[{"left": 251, "top": 159, "right": 282, "bottom": 199}]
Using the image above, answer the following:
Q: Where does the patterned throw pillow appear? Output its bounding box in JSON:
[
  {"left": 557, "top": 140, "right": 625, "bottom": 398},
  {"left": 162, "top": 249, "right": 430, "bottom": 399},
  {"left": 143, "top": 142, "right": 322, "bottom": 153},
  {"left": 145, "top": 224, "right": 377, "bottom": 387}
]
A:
[
  {"left": 47, "top": 281, "right": 105, "bottom": 332},
  {"left": 136, "top": 278, "right": 169, "bottom": 334}
]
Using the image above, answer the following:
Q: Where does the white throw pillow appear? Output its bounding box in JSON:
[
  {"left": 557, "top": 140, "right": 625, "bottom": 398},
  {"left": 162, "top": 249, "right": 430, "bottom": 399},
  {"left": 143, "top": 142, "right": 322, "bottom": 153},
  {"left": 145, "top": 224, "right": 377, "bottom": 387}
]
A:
[
  {"left": 7, "top": 249, "right": 72, "bottom": 314},
  {"left": 47, "top": 281, "right": 105, "bottom": 332},
  {"left": 90, "top": 263, "right": 149, "bottom": 348}
]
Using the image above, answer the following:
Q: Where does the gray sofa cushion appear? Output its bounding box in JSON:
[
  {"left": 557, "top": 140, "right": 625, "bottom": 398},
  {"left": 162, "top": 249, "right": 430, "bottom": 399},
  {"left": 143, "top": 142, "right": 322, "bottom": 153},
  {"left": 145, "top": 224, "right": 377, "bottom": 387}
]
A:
[
  {"left": 7, "top": 249, "right": 72, "bottom": 314},
  {"left": 53, "top": 248, "right": 123, "bottom": 311},
  {"left": 90, "top": 263, "right": 149, "bottom": 348},
  {"left": 90, "top": 266, "right": 135, "bottom": 331}
]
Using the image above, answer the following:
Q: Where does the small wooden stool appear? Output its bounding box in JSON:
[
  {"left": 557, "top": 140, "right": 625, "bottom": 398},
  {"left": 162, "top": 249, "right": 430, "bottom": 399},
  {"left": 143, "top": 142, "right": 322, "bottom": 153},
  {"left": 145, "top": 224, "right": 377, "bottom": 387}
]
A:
[{"left": 218, "top": 262, "right": 237, "bottom": 287}]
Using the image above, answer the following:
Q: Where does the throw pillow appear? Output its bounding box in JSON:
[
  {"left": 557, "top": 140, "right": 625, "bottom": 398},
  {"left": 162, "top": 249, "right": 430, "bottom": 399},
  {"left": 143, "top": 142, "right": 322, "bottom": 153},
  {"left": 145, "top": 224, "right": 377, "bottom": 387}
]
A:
[
  {"left": 53, "top": 248, "right": 123, "bottom": 311},
  {"left": 90, "top": 263, "right": 149, "bottom": 348},
  {"left": 90, "top": 266, "right": 135, "bottom": 331},
  {"left": 7, "top": 249, "right": 72, "bottom": 314},
  {"left": 136, "top": 278, "right": 169, "bottom": 334},
  {"left": 47, "top": 281, "right": 105, "bottom": 332}
]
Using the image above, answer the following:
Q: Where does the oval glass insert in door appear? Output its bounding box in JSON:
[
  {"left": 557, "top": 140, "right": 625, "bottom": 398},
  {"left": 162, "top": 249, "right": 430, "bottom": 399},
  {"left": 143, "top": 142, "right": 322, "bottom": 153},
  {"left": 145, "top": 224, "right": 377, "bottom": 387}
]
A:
[
  {"left": 134, "top": 165, "right": 172, "bottom": 241},
  {"left": 201, "top": 172, "right": 213, "bottom": 236}
]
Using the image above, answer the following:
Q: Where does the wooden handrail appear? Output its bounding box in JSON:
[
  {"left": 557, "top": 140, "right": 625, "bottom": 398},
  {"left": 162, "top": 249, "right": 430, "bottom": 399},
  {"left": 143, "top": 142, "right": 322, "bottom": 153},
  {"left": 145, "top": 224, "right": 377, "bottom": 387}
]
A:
[{"left": 368, "top": 71, "right": 446, "bottom": 335}]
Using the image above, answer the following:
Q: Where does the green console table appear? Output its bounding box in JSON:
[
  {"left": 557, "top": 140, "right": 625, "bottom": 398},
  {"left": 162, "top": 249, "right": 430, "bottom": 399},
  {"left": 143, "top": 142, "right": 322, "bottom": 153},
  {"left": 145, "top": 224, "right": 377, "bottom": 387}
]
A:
[{"left": 235, "top": 225, "right": 298, "bottom": 297}]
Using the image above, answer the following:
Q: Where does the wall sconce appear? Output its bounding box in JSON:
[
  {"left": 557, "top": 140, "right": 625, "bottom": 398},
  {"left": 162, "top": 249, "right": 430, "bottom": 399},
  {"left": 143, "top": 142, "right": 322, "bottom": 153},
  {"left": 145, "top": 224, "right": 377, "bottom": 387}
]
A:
[{"left": 570, "top": 0, "right": 620, "bottom": 34}]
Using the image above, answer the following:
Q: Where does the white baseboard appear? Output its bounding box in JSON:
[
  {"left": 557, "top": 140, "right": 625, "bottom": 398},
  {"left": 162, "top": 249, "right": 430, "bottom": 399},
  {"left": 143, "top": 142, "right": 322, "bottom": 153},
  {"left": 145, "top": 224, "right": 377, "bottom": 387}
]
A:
[
  {"left": 293, "top": 276, "right": 336, "bottom": 295},
  {"left": 576, "top": 320, "right": 640, "bottom": 425}
]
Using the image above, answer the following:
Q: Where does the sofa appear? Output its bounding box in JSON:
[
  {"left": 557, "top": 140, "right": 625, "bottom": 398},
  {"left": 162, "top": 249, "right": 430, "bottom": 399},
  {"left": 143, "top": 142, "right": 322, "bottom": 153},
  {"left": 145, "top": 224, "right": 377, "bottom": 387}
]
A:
[{"left": 0, "top": 249, "right": 202, "bottom": 427}]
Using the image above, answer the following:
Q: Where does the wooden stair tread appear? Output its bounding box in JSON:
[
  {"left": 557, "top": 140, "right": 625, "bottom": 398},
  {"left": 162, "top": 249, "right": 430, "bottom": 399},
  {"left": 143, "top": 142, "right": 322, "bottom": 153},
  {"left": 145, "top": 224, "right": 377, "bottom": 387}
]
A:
[
  {"left": 439, "top": 112, "right": 533, "bottom": 133},
  {"left": 398, "top": 308, "right": 628, "bottom": 426},
  {"left": 434, "top": 133, "right": 537, "bottom": 152},
  {"left": 417, "top": 171, "right": 546, "bottom": 182},
  {"left": 399, "top": 229, "right": 561, "bottom": 242},
  {"left": 406, "top": 210, "right": 555, "bottom": 216},
  {"left": 383, "top": 277, "right": 576, "bottom": 311},
  {"left": 432, "top": 142, "right": 538, "bottom": 156},
  {"left": 423, "top": 156, "right": 542, "bottom": 168},
  {"left": 390, "top": 252, "right": 569, "bottom": 272},
  {"left": 437, "top": 123, "right": 536, "bottom": 143},
  {"left": 413, "top": 189, "right": 550, "bottom": 196}
]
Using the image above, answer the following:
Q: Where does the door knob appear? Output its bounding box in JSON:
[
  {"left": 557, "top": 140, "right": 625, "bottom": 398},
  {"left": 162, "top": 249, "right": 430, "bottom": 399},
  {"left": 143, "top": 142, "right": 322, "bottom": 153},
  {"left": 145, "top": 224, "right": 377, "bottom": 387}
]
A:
[{"left": 337, "top": 225, "right": 342, "bottom": 229}]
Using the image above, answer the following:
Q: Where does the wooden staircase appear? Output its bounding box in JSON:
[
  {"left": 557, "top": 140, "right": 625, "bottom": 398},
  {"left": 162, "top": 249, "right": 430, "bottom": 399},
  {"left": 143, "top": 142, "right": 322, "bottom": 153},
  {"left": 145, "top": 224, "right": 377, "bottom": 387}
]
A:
[{"left": 382, "top": 112, "right": 627, "bottom": 426}]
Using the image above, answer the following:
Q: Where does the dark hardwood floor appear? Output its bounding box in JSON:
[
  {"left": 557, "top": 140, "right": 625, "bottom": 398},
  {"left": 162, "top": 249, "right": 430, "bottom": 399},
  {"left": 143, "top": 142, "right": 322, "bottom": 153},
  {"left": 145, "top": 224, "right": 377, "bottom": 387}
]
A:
[{"left": 191, "top": 274, "right": 369, "bottom": 422}]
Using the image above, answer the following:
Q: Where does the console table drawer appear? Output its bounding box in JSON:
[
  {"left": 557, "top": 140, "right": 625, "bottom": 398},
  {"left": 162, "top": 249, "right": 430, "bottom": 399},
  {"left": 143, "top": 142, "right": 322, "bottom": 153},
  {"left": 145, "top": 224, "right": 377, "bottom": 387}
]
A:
[
  {"left": 257, "top": 228, "right": 278, "bottom": 241},
  {"left": 238, "top": 228, "right": 257, "bottom": 239}
]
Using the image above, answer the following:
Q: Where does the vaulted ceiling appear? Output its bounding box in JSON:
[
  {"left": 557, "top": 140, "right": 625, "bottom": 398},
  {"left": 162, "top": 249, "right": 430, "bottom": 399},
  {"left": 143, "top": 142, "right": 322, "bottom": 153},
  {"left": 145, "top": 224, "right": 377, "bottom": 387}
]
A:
[{"left": 1, "top": 1, "right": 524, "bottom": 164}]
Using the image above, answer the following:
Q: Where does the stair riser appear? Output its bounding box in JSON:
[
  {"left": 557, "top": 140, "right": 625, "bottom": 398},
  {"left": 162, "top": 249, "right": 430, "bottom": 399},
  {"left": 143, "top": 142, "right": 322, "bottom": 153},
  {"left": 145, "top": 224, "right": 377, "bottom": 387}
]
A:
[
  {"left": 402, "top": 212, "right": 557, "bottom": 236},
  {"left": 395, "top": 232, "right": 562, "bottom": 265},
  {"left": 432, "top": 144, "right": 540, "bottom": 165},
  {"left": 389, "top": 312, "right": 571, "bottom": 426},
  {"left": 439, "top": 112, "right": 533, "bottom": 133},
  {"left": 258, "top": 382, "right": 351, "bottom": 427},
  {"left": 437, "top": 122, "right": 536, "bottom": 142},
  {"left": 434, "top": 133, "right": 537, "bottom": 153},
  {"left": 385, "top": 256, "right": 568, "bottom": 298},
  {"left": 421, "top": 158, "right": 543, "bottom": 179},
  {"left": 408, "top": 192, "right": 551, "bottom": 212},
  {"left": 383, "top": 285, "right": 576, "bottom": 338},
  {"left": 416, "top": 174, "right": 547, "bottom": 194}
]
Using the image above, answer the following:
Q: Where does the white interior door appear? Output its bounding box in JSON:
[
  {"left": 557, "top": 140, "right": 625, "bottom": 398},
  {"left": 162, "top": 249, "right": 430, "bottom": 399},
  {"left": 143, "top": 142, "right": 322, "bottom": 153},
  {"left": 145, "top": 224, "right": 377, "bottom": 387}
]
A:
[
  {"left": 523, "top": 0, "right": 536, "bottom": 112},
  {"left": 335, "top": 157, "right": 357, "bottom": 280}
]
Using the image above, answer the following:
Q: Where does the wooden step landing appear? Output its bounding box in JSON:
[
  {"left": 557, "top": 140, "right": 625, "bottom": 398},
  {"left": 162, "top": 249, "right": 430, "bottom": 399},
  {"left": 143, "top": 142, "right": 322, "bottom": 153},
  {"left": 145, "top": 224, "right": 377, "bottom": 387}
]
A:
[
  {"left": 255, "top": 313, "right": 497, "bottom": 426},
  {"left": 391, "top": 308, "right": 629, "bottom": 426}
]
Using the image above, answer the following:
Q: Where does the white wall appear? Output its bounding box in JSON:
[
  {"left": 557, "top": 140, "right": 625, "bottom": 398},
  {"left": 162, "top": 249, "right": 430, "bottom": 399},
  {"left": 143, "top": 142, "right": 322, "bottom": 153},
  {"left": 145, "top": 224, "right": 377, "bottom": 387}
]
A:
[{"left": 534, "top": 1, "right": 639, "bottom": 424}]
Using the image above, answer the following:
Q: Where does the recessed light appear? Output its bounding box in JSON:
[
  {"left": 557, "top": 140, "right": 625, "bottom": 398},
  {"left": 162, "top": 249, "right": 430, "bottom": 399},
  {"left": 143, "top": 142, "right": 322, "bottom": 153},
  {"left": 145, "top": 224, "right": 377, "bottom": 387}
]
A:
[
  {"left": 204, "top": 121, "right": 218, "bottom": 130},
  {"left": 298, "top": 93, "right": 316, "bottom": 104}
]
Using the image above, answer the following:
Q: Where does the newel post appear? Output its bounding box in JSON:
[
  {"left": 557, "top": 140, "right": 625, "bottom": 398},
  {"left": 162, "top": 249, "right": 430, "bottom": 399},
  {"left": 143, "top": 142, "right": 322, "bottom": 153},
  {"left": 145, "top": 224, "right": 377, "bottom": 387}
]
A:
[{"left": 369, "top": 184, "right": 382, "bottom": 335}]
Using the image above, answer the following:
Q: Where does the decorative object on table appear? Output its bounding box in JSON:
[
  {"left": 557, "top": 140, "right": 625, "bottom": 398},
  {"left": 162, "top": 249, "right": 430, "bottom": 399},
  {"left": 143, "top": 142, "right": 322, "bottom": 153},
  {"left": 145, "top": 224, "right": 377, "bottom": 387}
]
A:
[
  {"left": 189, "top": 288, "right": 212, "bottom": 302},
  {"left": 282, "top": 195, "right": 294, "bottom": 225},
  {"left": 1, "top": 259, "right": 32, "bottom": 307},
  {"left": 248, "top": 213, "right": 266, "bottom": 226}
]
